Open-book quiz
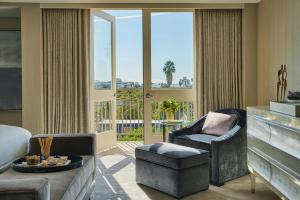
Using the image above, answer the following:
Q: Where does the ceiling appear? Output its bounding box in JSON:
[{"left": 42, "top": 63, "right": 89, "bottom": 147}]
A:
[
  {"left": 0, "top": 1, "right": 260, "bottom": 18},
  {"left": 0, "top": 7, "right": 20, "bottom": 18},
  {"left": 0, "top": 0, "right": 261, "bottom": 3}
]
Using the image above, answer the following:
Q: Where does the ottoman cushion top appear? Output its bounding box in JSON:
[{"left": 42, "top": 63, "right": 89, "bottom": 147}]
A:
[{"left": 135, "top": 143, "right": 209, "bottom": 170}]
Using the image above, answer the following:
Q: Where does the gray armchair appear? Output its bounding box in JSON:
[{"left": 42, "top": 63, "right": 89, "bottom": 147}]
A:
[{"left": 169, "top": 109, "right": 248, "bottom": 186}]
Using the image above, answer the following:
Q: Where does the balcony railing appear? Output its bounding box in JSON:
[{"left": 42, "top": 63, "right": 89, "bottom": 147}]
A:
[{"left": 94, "top": 91, "right": 194, "bottom": 141}]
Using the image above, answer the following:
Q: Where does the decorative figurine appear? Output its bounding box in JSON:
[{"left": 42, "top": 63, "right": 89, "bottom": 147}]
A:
[
  {"left": 282, "top": 65, "right": 287, "bottom": 100},
  {"left": 276, "top": 65, "right": 287, "bottom": 102},
  {"left": 277, "top": 65, "right": 283, "bottom": 101}
]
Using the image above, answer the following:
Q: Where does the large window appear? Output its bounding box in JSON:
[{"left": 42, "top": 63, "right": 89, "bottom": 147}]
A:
[
  {"left": 93, "top": 15, "right": 113, "bottom": 90},
  {"left": 151, "top": 12, "right": 194, "bottom": 89},
  {"left": 91, "top": 10, "right": 196, "bottom": 145}
]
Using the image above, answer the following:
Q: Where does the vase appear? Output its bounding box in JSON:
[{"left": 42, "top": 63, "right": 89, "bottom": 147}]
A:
[
  {"left": 38, "top": 137, "right": 53, "bottom": 160},
  {"left": 41, "top": 148, "right": 51, "bottom": 160},
  {"left": 166, "top": 112, "right": 175, "bottom": 121}
]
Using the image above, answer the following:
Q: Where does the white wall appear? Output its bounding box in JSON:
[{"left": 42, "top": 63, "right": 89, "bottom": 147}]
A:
[
  {"left": 243, "top": 4, "right": 258, "bottom": 107},
  {"left": 257, "top": 0, "right": 300, "bottom": 105},
  {"left": 21, "top": 4, "right": 44, "bottom": 133}
]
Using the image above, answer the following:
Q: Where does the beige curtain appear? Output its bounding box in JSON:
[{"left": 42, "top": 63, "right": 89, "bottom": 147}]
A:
[
  {"left": 42, "top": 9, "right": 90, "bottom": 133},
  {"left": 196, "top": 9, "right": 243, "bottom": 115}
]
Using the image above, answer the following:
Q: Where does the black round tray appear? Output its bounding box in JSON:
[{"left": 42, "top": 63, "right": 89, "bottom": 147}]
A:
[{"left": 12, "top": 155, "right": 83, "bottom": 173}]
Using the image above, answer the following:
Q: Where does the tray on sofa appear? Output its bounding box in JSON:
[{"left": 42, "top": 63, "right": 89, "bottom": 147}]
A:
[{"left": 12, "top": 155, "right": 83, "bottom": 173}]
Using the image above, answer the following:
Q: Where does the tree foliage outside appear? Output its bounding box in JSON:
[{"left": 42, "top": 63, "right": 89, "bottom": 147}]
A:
[
  {"left": 117, "top": 88, "right": 143, "bottom": 120},
  {"left": 179, "top": 76, "right": 191, "bottom": 88},
  {"left": 116, "top": 89, "right": 193, "bottom": 121},
  {"left": 94, "top": 88, "right": 194, "bottom": 141}
]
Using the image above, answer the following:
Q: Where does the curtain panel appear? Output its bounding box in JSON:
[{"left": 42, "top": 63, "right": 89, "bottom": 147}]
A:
[
  {"left": 42, "top": 9, "right": 90, "bottom": 133},
  {"left": 195, "top": 9, "right": 243, "bottom": 115}
]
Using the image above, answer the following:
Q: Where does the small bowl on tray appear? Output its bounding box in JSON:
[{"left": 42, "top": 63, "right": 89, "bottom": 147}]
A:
[{"left": 25, "top": 155, "right": 41, "bottom": 165}]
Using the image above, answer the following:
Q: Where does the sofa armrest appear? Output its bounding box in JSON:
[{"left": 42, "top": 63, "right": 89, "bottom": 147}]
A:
[
  {"left": 169, "top": 115, "right": 207, "bottom": 143},
  {"left": 0, "top": 178, "right": 50, "bottom": 200},
  {"left": 29, "top": 134, "right": 96, "bottom": 156},
  {"left": 0, "top": 125, "right": 31, "bottom": 173},
  {"left": 210, "top": 125, "right": 248, "bottom": 185}
]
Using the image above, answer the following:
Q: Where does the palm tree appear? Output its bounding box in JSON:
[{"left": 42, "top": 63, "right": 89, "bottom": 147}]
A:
[{"left": 163, "top": 60, "right": 176, "bottom": 87}]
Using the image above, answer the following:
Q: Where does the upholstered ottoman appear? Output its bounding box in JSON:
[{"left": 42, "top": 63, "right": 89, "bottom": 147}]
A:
[{"left": 135, "top": 143, "right": 209, "bottom": 198}]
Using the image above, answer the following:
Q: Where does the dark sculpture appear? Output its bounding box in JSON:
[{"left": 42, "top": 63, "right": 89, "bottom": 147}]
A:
[
  {"left": 277, "top": 65, "right": 283, "bottom": 101},
  {"left": 277, "top": 65, "right": 287, "bottom": 102}
]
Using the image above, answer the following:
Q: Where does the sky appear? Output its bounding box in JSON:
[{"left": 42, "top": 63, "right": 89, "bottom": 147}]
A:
[{"left": 94, "top": 10, "right": 193, "bottom": 85}]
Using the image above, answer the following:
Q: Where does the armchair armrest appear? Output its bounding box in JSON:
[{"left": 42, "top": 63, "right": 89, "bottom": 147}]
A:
[
  {"left": 29, "top": 134, "right": 96, "bottom": 156},
  {"left": 168, "top": 127, "right": 191, "bottom": 143},
  {"left": 0, "top": 178, "right": 50, "bottom": 200},
  {"left": 210, "top": 125, "right": 248, "bottom": 185},
  {"left": 211, "top": 125, "right": 241, "bottom": 143},
  {"left": 169, "top": 115, "right": 207, "bottom": 143}
]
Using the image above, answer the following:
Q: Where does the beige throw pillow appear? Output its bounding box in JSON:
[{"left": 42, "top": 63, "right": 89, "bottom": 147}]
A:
[{"left": 202, "top": 112, "right": 237, "bottom": 136}]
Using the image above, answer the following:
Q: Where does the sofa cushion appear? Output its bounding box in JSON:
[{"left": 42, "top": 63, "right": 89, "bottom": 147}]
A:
[
  {"left": 135, "top": 143, "right": 209, "bottom": 170},
  {"left": 202, "top": 112, "right": 237, "bottom": 136},
  {"left": 0, "top": 125, "right": 31, "bottom": 173},
  {"left": 30, "top": 134, "right": 96, "bottom": 156},
  {"left": 0, "top": 156, "right": 94, "bottom": 200},
  {"left": 175, "top": 134, "right": 218, "bottom": 154}
]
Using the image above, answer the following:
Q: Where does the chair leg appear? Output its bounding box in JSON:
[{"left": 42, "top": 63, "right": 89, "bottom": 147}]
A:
[
  {"left": 210, "top": 180, "right": 224, "bottom": 187},
  {"left": 250, "top": 173, "right": 256, "bottom": 193}
]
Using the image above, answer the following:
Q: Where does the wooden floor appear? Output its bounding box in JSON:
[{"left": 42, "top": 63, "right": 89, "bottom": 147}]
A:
[
  {"left": 117, "top": 141, "right": 143, "bottom": 154},
  {"left": 96, "top": 143, "right": 280, "bottom": 200},
  {"left": 96, "top": 142, "right": 280, "bottom": 200},
  {"left": 100, "top": 141, "right": 143, "bottom": 156}
]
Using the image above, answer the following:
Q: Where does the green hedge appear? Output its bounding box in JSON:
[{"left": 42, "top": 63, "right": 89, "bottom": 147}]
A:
[{"left": 117, "top": 127, "right": 144, "bottom": 141}]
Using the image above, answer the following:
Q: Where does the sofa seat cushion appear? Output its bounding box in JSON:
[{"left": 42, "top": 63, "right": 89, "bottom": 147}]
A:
[
  {"left": 175, "top": 134, "right": 218, "bottom": 154},
  {"left": 0, "top": 156, "right": 95, "bottom": 200},
  {"left": 0, "top": 125, "right": 31, "bottom": 173},
  {"left": 135, "top": 142, "right": 209, "bottom": 170}
]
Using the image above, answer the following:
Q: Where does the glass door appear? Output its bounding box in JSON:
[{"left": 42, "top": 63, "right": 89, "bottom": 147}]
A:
[
  {"left": 91, "top": 10, "right": 117, "bottom": 152},
  {"left": 143, "top": 10, "right": 196, "bottom": 144}
]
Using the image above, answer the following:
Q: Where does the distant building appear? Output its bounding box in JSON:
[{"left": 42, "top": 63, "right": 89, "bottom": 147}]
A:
[
  {"left": 95, "top": 78, "right": 193, "bottom": 89},
  {"left": 94, "top": 80, "right": 112, "bottom": 89},
  {"left": 116, "top": 78, "right": 142, "bottom": 89}
]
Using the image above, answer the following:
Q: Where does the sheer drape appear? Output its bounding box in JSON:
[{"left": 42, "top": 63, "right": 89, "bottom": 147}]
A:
[
  {"left": 42, "top": 9, "right": 90, "bottom": 133},
  {"left": 196, "top": 9, "right": 243, "bottom": 115}
]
